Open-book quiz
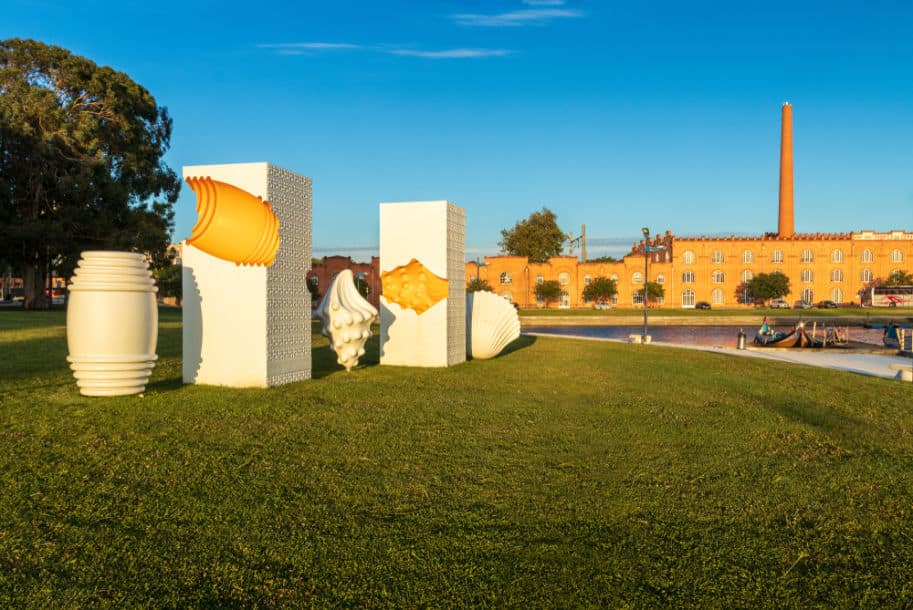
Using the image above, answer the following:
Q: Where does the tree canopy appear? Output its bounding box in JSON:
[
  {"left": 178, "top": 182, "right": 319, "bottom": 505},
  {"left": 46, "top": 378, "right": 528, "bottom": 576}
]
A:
[
  {"left": 535, "top": 280, "right": 561, "bottom": 308},
  {"left": 467, "top": 277, "right": 493, "bottom": 293},
  {"left": 743, "top": 271, "right": 791, "bottom": 303},
  {"left": 0, "top": 38, "right": 180, "bottom": 308},
  {"left": 638, "top": 281, "right": 665, "bottom": 305},
  {"left": 884, "top": 269, "right": 913, "bottom": 286},
  {"left": 498, "top": 208, "right": 565, "bottom": 263},
  {"left": 582, "top": 276, "right": 617, "bottom": 303}
]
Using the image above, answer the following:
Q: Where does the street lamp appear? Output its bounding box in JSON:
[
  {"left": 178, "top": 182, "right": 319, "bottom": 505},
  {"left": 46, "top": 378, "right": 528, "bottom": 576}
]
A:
[{"left": 642, "top": 226, "right": 650, "bottom": 343}]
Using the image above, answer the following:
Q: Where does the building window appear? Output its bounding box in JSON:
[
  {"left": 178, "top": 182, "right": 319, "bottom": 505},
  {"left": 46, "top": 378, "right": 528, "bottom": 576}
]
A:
[
  {"left": 632, "top": 272, "right": 643, "bottom": 284},
  {"left": 559, "top": 291, "right": 570, "bottom": 308},
  {"left": 831, "top": 288, "right": 843, "bottom": 304},
  {"left": 536, "top": 274, "right": 544, "bottom": 285},
  {"left": 741, "top": 287, "right": 752, "bottom": 304},
  {"left": 801, "top": 288, "right": 814, "bottom": 304},
  {"left": 891, "top": 249, "right": 904, "bottom": 263},
  {"left": 633, "top": 291, "right": 644, "bottom": 305},
  {"left": 682, "top": 271, "right": 694, "bottom": 284},
  {"left": 741, "top": 269, "right": 753, "bottom": 284},
  {"left": 656, "top": 274, "right": 665, "bottom": 284},
  {"left": 712, "top": 270, "right": 724, "bottom": 284},
  {"left": 831, "top": 269, "right": 843, "bottom": 282},
  {"left": 611, "top": 293, "right": 618, "bottom": 305},
  {"left": 610, "top": 274, "right": 618, "bottom": 282},
  {"left": 558, "top": 272, "right": 570, "bottom": 285},
  {"left": 682, "top": 289, "right": 695, "bottom": 308},
  {"left": 683, "top": 251, "right": 695, "bottom": 265},
  {"left": 711, "top": 288, "right": 724, "bottom": 305},
  {"left": 801, "top": 249, "right": 814, "bottom": 263},
  {"left": 861, "top": 249, "right": 874, "bottom": 263},
  {"left": 801, "top": 269, "right": 813, "bottom": 283},
  {"left": 861, "top": 268, "right": 873, "bottom": 283},
  {"left": 742, "top": 250, "right": 754, "bottom": 264},
  {"left": 831, "top": 249, "right": 844, "bottom": 263},
  {"left": 584, "top": 275, "right": 592, "bottom": 286},
  {"left": 500, "top": 272, "right": 512, "bottom": 285},
  {"left": 771, "top": 250, "right": 784, "bottom": 264},
  {"left": 711, "top": 250, "right": 724, "bottom": 264}
]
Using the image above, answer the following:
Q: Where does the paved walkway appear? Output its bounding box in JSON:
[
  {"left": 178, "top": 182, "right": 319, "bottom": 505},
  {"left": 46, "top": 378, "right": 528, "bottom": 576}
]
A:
[{"left": 525, "top": 332, "right": 912, "bottom": 381}]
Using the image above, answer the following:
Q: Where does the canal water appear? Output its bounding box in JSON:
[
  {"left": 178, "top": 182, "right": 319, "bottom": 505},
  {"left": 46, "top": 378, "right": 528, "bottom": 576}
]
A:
[{"left": 525, "top": 325, "right": 888, "bottom": 348}]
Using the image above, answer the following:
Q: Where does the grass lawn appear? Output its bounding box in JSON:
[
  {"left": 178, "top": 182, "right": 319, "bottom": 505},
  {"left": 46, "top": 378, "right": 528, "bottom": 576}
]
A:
[{"left": 2, "top": 307, "right": 912, "bottom": 607}]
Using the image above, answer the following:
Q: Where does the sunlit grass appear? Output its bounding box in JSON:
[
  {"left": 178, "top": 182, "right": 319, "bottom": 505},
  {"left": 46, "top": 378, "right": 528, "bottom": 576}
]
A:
[{"left": 1, "top": 307, "right": 912, "bottom": 606}]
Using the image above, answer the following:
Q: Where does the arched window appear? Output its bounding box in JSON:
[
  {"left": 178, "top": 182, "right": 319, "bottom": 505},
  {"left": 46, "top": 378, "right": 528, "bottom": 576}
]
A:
[
  {"left": 861, "top": 268, "right": 873, "bottom": 283},
  {"left": 536, "top": 274, "right": 544, "bottom": 285},
  {"left": 831, "top": 249, "right": 844, "bottom": 263},
  {"left": 558, "top": 272, "right": 570, "bottom": 285},
  {"left": 500, "top": 272, "right": 512, "bottom": 285},
  {"left": 559, "top": 291, "right": 570, "bottom": 308},
  {"left": 682, "top": 271, "right": 694, "bottom": 284},
  {"left": 741, "top": 269, "right": 753, "bottom": 284},
  {"left": 682, "top": 289, "right": 695, "bottom": 308},
  {"left": 656, "top": 274, "right": 665, "bottom": 284},
  {"left": 711, "top": 288, "right": 724, "bottom": 305},
  {"left": 801, "top": 269, "right": 813, "bottom": 283},
  {"left": 632, "top": 291, "right": 644, "bottom": 305},
  {"left": 741, "top": 287, "right": 752, "bottom": 304},
  {"left": 861, "top": 249, "right": 874, "bottom": 263},
  {"left": 801, "top": 288, "right": 814, "bottom": 305},
  {"left": 771, "top": 250, "right": 784, "bottom": 264},
  {"left": 712, "top": 270, "right": 724, "bottom": 284},
  {"left": 830, "top": 269, "right": 843, "bottom": 282},
  {"left": 682, "top": 251, "right": 695, "bottom": 265},
  {"left": 831, "top": 288, "right": 843, "bottom": 304},
  {"left": 891, "top": 249, "right": 904, "bottom": 263},
  {"left": 611, "top": 293, "right": 618, "bottom": 305},
  {"left": 584, "top": 275, "right": 592, "bottom": 286},
  {"left": 801, "top": 249, "right": 814, "bottom": 263},
  {"left": 632, "top": 272, "right": 643, "bottom": 284},
  {"left": 711, "top": 250, "right": 724, "bottom": 264},
  {"left": 742, "top": 250, "right": 754, "bottom": 264}
]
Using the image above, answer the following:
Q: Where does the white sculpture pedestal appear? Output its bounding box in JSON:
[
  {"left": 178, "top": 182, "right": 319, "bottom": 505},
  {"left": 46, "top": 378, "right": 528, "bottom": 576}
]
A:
[
  {"left": 379, "top": 201, "right": 466, "bottom": 367},
  {"left": 182, "top": 162, "right": 312, "bottom": 387}
]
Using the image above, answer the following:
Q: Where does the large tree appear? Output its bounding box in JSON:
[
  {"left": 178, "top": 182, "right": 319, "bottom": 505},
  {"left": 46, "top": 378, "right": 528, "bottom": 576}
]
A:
[
  {"left": 0, "top": 38, "right": 180, "bottom": 309},
  {"left": 884, "top": 269, "right": 913, "bottom": 286},
  {"left": 498, "top": 208, "right": 565, "bottom": 263},
  {"left": 638, "top": 281, "right": 665, "bottom": 306},
  {"left": 743, "top": 271, "right": 790, "bottom": 304},
  {"left": 466, "top": 277, "right": 492, "bottom": 293}
]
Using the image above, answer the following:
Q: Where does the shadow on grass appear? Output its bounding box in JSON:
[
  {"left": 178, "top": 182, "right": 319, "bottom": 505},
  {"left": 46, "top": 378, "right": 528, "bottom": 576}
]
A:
[
  {"left": 769, "top": 400, "right": 863, "bottom": 433},
  {"left": 498, "top": 334, "right": 536, "bottom": 357}
]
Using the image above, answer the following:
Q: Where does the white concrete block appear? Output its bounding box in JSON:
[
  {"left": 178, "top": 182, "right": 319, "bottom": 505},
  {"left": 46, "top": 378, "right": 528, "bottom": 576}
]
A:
[
  {"left": 182, "top": 162, "right": 311, "bottom": 387},
  {"left": 379, "top": 201, "right": 466, "bottom": 367}
]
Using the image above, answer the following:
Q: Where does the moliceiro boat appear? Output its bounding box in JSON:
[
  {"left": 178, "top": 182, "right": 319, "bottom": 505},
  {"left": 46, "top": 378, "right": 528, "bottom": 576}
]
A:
[{"left": 753, "top": 318, "right": 848, "bottom": 348}]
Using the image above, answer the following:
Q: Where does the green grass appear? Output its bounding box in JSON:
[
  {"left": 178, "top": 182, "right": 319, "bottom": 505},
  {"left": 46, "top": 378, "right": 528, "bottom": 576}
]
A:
[{"left": 2, "top": 307, "right": 913, "bottom": 607}]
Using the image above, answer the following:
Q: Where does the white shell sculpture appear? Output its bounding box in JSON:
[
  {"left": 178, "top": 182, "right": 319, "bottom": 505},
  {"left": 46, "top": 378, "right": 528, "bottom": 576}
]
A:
[
  {"left": 466, "top": 291, "right": 521, "bottom": 360},
  {"left": 315, "top": 270, "right": 378, "bottom": 371}
]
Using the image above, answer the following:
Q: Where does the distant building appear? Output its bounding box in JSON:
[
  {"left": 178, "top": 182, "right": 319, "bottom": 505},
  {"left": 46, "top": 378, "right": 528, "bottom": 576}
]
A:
[
  {"left": 466, "top": 104, "right": 912, "bottom": 309},
  {"left": 307, "top": 256, "right": 381, "bottom": 309}
]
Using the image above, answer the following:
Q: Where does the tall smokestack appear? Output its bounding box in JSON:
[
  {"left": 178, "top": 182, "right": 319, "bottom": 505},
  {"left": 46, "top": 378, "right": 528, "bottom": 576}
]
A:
[{"left": 778, "top": 102, "right": 794, "bottom": 237}]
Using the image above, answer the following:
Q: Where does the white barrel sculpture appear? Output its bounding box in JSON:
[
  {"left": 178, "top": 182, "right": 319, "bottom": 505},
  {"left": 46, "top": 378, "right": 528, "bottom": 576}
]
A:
[{"left": 66, "top": 251, "right": 158, "bottom": 396}]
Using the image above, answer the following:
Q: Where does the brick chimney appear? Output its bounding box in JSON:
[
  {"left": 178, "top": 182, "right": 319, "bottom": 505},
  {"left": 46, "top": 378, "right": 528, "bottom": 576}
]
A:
[{"left": 778, "top": 102, "right": 795, "bottom": 237}]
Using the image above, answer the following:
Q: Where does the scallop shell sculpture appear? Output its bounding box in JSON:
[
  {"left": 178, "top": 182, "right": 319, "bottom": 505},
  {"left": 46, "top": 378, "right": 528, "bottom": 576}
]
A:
[
  {"left": 315, "top": 270, "right": 378, "bottom": 371},
  {"left": 466, "top": 291, "right": 520, "bottom": 360},
  {"left": 185, "top": 176, "right": 281, "bottom": 266}
]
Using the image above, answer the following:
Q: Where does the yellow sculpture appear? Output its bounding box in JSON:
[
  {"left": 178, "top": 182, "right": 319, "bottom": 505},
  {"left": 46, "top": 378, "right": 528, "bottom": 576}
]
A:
[
  {"left": 186, "top": 176, "right": 281, "bottom": 266},
  {"left": 381, "top": 258, "right": 449, "bottom": 315}
]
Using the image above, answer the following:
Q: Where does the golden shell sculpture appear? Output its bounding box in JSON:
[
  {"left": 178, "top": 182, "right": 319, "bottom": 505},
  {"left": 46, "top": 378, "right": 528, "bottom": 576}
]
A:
[
  {"left": 315, "top": 270, "right": 378, "bottom": 371},
  {"left": 466, "top": 290, "right": 520, "bottom": 360},
  {"left": 185, "top": 176, "right": 281, "bottom": 266},
  {"left": 381, "top": 258, "right": 449, "bottom": 315}
]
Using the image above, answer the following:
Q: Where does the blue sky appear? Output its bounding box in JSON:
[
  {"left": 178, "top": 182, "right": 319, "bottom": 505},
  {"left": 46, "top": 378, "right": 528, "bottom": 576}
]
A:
[{"left": 5, "top": 0, "right": 913, "bottom": 259}]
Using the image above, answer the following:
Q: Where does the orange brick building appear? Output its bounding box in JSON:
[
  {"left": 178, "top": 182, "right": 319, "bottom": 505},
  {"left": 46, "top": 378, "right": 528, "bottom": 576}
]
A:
[{"left": 465, "top": 104, "right": 913, "bottom": 309}]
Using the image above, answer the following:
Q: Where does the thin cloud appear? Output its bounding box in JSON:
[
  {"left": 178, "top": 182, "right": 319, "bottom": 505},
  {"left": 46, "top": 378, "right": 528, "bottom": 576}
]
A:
[
  {"left": 389, "top": 48, "right": 511, "bottom": 59},
  {"left": 258, "top": 42, "right": 511, "bottom": 59},
  {"left": 523, "top": 0, "right": 567, "bottom": 5},
  {"left": 451, "top": 8, "right": 583, "bottom": 27}
]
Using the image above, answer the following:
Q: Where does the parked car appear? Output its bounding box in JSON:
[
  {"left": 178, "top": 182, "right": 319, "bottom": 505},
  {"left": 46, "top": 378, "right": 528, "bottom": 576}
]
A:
[
  {"left": 770, "top": 299, "right": 791, "bottom": 309},
  {"left": 794, "top": 300, "right": 813, "bottom": 309},
  {"left": 592, "top": 302, "right": 612, "bottom": 310},
  {"left": 695, "top": 301, "right": 711, "bottom": 310},
  {"left": 816, "top": 300, "right": 838, "bottom": 309}
]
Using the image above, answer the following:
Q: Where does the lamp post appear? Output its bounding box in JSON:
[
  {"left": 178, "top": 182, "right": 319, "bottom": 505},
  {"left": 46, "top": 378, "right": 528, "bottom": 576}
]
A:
[{"left": 642, "top": 226, "right": 650, "bottom": 343}]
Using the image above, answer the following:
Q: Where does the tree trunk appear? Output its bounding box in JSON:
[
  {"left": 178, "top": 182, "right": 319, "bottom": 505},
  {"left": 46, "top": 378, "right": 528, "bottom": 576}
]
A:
[{"left": 21, "top": 261, "right": 49, "bottom": 310}]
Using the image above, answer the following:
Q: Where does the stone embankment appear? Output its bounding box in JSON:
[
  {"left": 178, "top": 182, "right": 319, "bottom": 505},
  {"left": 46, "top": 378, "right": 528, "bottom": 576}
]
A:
[{"left": 520, "top": 314, "right": 911, "bottom": 327}]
